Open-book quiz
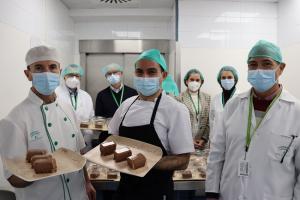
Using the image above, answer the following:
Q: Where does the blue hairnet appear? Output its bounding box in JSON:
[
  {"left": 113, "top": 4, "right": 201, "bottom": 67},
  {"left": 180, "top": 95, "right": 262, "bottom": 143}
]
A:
[
  {"left": 62, "top": 64, "right": 84, "bottom": 77},
  {"left": 248, "top": 40, "right": 282, "bottom": 63},
  {"left": 162, "top": 75, "right": 179, "bottom": 96},
  {"left": 184, "top": 68, "right": 204, "bottom": 86},
  {"left": 217, "top": 66, "right": 239, "bottom": 84},
  {"left": 101, "top": 63, "right": 123, "bottom": 75},
  {"left": 135, "top": 49, "right": 168, "bottom": 72}
]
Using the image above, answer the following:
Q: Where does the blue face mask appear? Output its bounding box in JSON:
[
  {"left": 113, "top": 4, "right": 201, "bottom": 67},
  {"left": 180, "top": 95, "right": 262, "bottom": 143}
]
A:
[
  {"left": 247, "top": 69, "right": 276, "bottom": 93},
  {"left": 221, "top": 79, "right": 235, "bottom": 90},
  {"left": 133, "top": 77, "right": 160, "bottom": 96},
  {"left": 32, "top": 72, "right": 60, "bottom": 95}
]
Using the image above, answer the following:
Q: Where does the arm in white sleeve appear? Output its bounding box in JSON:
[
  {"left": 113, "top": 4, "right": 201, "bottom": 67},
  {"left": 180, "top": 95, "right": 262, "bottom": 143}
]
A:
[
  {"left": 205, "top": 112, "right": 226, "bottom": 196},
  {"left": 108, "top": 105, "right": 123, "bottom": 135},
  {"left": 168, "top": 104, "right": 194, "bottom": 155},
  {"left": 0, "top": 119, "right": 27, "bottom": 178}
]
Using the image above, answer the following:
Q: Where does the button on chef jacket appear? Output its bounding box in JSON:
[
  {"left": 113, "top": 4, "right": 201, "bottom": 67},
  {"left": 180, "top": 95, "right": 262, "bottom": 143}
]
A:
[
  {"left": 0, "top": 90, "right": 88, "bottom": 200},
  {"left": 109, "top": 92, "right": 195, "bottom": 154}
]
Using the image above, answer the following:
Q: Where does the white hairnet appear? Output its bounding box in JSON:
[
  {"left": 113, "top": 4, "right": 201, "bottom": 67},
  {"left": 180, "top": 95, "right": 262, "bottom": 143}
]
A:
[{"left": 25, "top": 45, "right": 59, "bottom": 66}]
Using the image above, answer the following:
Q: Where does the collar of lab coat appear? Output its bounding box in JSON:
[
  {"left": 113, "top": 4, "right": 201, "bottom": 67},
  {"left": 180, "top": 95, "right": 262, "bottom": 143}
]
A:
[
  {"left": 238, "top": 88, "right": 297, "bottom": 103},
  {"left": 28, "top": 89, "right": 58, "bottom": 106}
]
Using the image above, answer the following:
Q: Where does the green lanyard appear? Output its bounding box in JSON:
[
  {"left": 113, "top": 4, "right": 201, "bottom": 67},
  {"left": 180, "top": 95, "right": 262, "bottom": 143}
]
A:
[
  {"left": 188, "top": 92, "right": 200, "bottom": 115},
  {"left": 110, "top": 87, "right": 124, "bottom": 107},
  {"left": 222, "top": 88, "right": 236, "bottom": 107},
  {"left": 245, "top": 90, "right": 282, "bottom": 153}
]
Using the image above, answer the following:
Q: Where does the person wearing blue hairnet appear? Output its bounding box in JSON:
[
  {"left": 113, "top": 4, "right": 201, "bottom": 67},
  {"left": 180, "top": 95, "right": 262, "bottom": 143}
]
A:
[
  {"left": 56, "top": 64, "right": 94, "bottom": 149},
  {"left": 209, "top": 66, "right": 239, "bottom": 140},
  {"left": 206, "top": 40, "right": 300, "bottom": 200},
  {"left": 0, "top": 46, "right": 96, "bottom": 200},
  {"left": 162, "top": 75, "right": 180, "bottom": 97},
  {"left": 108, "top": 49, "right": 194, "bottom": 200}
]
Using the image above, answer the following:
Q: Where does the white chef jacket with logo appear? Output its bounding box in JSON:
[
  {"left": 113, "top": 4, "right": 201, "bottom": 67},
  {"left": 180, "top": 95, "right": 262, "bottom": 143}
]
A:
[{"left": 0, "top": 90, "right": 88, "bottom": 200}]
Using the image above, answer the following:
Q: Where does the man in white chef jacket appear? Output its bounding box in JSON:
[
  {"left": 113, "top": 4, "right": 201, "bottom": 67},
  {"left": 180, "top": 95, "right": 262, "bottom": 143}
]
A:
[
  {"left": 206, "top": 40, "right": 300, "bottom": 200},
  {"left": 0, "top": 45, "right": 96, "bottom": 200}
]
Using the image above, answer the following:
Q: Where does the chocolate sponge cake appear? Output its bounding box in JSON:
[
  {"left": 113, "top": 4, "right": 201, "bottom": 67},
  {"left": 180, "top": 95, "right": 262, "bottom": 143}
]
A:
[
  {"left": 114, "top": 147, "right": 132, "bottom": 162},
  {"left": 26, "top": 149, "right": 47, "bottom": 162},
  {"left": 127, "top": 153, "right": 146, "bottom": 170},
  {"left": 100, "top": 141, "right": 117, "bottom": 156}
]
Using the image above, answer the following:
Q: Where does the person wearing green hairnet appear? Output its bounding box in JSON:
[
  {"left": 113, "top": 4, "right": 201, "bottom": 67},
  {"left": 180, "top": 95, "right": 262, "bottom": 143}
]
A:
[
  {"left": 95, "top": 63, "right": 137, "bottom": 119},
  {"left": 162, "top": 74, "right": 180, "bottom": 96},
  {"left": 108, "top": 49, "right": 194, "bottom": 200},
  {"left": 209, "top": 66, "right": 239, "bottom": 140},
  {"left": 56, "top": 64, "right": 95, "bottom": 148},
  {"left": 206, "top": 40, "right": 300, "bottom": 200},
  {"left": 176, "top": 69, "right": 211, "bottom": 150}
]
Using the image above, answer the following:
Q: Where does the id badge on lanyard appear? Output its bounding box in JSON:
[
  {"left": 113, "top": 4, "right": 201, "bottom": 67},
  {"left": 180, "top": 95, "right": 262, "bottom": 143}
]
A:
[{"left": 238, "top": 160, "right": 250, "bottom": 177}]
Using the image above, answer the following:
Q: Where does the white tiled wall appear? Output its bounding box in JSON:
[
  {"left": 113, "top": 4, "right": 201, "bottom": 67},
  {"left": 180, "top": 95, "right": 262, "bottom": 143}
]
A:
[
  {"left": 0, "top": 0, "right": 75, "bottom": 119},
  {"left": 178, "top": 0, "right": 278, "bottom": 96},
  {"left": 278, "top": 0, "right": 300, "bottom": 47},
  {"left": 75, "top": 20, "right": 172, "bottom": 40},
  {"left": 179, "top": 0, "right": 277, "bottom": 49},
  {"left": 277, "top": 0, "right": 300, "bottom": 99}
]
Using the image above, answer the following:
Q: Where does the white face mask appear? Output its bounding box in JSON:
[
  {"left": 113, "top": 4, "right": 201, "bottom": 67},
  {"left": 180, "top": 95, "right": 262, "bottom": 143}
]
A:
[
  {"left": 107, "top": 74, "right": 121, "bottom": 85},
  {"left": 65, "top": 77, "right": 80, "bottom": 89},
  {"left": 188, "top": 81, "right": 201, "bottom": 92}
]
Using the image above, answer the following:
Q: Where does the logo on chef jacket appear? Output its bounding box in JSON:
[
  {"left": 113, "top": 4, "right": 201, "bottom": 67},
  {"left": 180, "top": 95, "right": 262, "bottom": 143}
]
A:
[{"left": 30, "top": 130, "right": 43, "bottom": 141}]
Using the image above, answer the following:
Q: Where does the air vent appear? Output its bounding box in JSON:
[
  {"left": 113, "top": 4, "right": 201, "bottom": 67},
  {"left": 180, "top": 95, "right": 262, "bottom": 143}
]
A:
[{"left": 100, "top": 0, "right": 132, "bottom": 3}]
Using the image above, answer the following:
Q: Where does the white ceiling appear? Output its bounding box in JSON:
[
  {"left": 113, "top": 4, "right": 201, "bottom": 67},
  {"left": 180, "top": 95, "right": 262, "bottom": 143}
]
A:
[{"left": 61, "top": 0, "right": 175, "bottom": 9}]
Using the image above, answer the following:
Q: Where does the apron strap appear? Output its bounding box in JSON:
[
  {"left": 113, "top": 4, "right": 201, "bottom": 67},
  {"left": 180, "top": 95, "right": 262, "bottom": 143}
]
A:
[
  {"left": 120, "top": 96, "right": 139, "bottom": 125},
  {"left": 150, "top": 93, "right": 162, "bottom": 125}
]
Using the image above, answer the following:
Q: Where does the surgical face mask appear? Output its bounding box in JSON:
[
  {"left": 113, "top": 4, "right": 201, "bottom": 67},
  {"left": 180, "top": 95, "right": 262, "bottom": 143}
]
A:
[
  {"left": 107, "top": 74, "right": 121, "bottom": 85},
  {"left": 32, "top": 72, "right": 60, "bottom": 95},
  {"left": 221, "top": 79, "right": 235, "bottom": 90},
  {"left": 188, "top": 81, "right": 201, "bottom": 92},
  {"left": 247, "top": 69, "right": 277, "bottom": 93},
  {"left": 65, "top": 76, "right": 80, "bottom": 89},
  {"left": 133, "top": 77, "right": 160, "bottom": 96}
]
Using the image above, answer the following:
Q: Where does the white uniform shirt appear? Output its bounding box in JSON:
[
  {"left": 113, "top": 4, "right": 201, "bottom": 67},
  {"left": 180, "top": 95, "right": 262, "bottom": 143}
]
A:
[
  {"left": 0, "top": 90, "right": 88, "bottom": 200},
  {"left": 108, "top": 92, "right": 195, "bottom": 154},
  {"left": 206, "top": 89, "right": 300, "bottom": 200}
]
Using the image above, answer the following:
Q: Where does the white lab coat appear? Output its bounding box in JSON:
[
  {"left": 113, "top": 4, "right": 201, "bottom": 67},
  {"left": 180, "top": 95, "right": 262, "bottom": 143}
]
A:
[
  {"left": 56, "top": 84, "right": 94, "bottom": 122},
  {"left": 0, "top": 90, "right": 88, "bottom": 200},
  {"left": 206, "top": 89, "right": 300, "bottom": 200},
  {"left": 56, "top": 84, "right": 94, "bottom": 148},
  {"left": 209, "top": 90, "right": 239, "bottom": 140}
]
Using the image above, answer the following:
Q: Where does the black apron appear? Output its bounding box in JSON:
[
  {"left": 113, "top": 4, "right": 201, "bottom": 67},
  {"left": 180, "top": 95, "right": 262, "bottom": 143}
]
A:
[{"left": 115, "top": 93, "right": 174, "bottom": 200}]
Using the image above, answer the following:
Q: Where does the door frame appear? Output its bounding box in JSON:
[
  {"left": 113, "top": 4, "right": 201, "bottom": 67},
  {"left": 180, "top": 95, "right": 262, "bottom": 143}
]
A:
[{"left": 79, "top": 39, "right": 180, "bottom": 90}]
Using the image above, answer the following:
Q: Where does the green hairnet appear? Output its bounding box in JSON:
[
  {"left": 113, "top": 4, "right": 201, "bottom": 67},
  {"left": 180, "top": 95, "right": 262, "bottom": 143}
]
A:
[
  {"left": 248, "top": 40, "right": 282, "bottom": 63},
  {"left": 162, "top": 75, "right": 179, "bottom": 96},
  {"left": 217, "top": 66, "right": 239, "bottom": 84},
  {"left": 135, "top": 49, "right": 168, "bottom": 72},
  {"left": 184, "top": 68, "right": 204, "bottom": 86},
  {"left": 62, "top": 64, "right": 84, "bottom": 77},
  {"left": 101, "top": 63, "right": 123, "bottom": 75}
]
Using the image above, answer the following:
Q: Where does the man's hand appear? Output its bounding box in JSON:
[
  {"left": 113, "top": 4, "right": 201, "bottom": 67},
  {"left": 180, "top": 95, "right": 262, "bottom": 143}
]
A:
[
  {"left": 194, "top": 139, "right": 206, "bottom": 150},
  {"left": 86, "top": 181, "right": 96, "bottom": 200}
]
